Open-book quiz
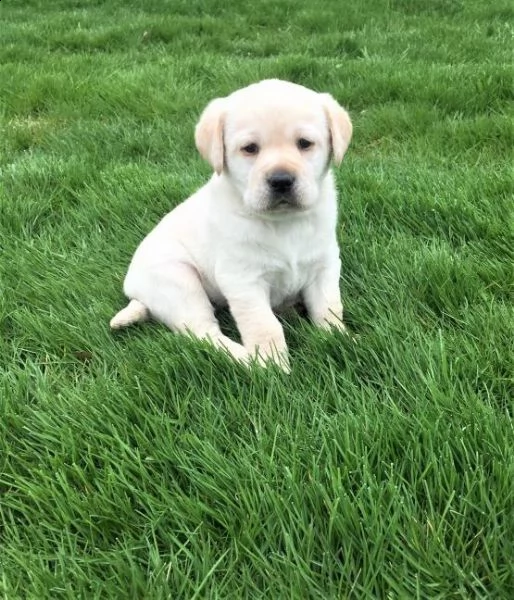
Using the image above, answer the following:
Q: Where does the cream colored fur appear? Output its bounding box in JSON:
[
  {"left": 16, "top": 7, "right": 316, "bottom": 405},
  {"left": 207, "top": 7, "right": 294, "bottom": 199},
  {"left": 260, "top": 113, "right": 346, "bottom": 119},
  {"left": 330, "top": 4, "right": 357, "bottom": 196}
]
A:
[{"left": 110, "top": 79, "right": 352, "bottom": 371}]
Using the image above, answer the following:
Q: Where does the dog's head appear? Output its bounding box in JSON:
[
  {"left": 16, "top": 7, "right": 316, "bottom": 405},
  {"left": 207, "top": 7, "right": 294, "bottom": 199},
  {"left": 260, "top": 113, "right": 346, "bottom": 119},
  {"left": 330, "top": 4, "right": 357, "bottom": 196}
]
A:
[{"left": 195, "top": 79, "right": 352, "bottom": 214}]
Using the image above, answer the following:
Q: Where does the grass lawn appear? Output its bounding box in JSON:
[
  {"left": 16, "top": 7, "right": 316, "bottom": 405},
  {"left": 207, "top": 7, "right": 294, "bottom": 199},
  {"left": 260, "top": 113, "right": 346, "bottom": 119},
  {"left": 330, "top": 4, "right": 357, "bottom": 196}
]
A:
[{"left": 1, "top": 0, "right": 513, "bottom": 597}]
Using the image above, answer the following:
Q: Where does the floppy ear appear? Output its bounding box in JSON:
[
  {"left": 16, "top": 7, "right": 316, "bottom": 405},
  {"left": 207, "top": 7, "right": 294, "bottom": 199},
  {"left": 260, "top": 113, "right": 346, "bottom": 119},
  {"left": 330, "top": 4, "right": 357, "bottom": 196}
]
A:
[
  {"left": 194, "top": 97, "right": 226, "bottom": 175},
  {"left": 321, "top": 93, "right": 353, "bottom": 166}
]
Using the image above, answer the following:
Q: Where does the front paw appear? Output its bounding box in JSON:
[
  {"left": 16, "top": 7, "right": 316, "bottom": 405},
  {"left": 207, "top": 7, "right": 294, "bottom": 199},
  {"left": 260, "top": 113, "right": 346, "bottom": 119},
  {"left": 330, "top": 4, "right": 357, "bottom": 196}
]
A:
[
  {"left": 317, "top": 316, "right": 359, "bottom": 344},
  {"left": 317, "top": 314, "right": 348, "bottom": 334},
  {"left": 254, "top": 346, "right": 291, "bottom": 374}
]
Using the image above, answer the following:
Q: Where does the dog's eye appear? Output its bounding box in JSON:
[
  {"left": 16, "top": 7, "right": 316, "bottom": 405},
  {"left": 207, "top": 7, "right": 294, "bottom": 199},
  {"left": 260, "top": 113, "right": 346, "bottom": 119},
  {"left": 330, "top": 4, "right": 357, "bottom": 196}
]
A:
[
  {"left": 242, "top": 143, "right": 259, "bottom": 155},
  {"left": 297, "top": 138, "right": 314, "bottom": 150}
]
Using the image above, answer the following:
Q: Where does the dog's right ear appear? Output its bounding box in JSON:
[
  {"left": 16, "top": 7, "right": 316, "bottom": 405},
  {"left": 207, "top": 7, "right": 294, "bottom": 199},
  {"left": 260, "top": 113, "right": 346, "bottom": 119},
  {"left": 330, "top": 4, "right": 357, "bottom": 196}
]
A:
[{"left": 195, "top": 98, "right": 226, "bottom": 175}]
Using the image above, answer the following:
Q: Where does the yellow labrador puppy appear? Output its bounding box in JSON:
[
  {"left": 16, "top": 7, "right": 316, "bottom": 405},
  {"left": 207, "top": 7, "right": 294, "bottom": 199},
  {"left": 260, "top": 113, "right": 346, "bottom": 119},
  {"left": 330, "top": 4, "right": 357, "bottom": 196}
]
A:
[{"left": 110, "top": 79, "right": 352, "bottom": 371}]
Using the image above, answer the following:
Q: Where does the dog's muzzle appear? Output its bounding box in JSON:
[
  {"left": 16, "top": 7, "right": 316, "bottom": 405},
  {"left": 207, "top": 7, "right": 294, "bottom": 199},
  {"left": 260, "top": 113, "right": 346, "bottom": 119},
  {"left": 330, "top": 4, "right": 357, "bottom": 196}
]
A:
[{"left": 266, "top": 170, "right": 298, "bottom": 209}]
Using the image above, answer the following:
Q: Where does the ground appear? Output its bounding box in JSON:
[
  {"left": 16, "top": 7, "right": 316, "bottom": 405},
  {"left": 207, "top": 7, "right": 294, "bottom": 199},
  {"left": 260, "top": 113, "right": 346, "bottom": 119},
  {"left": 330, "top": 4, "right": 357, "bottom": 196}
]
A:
[{"left": 0, "top": 0, "right": 513, "bottom": 597}]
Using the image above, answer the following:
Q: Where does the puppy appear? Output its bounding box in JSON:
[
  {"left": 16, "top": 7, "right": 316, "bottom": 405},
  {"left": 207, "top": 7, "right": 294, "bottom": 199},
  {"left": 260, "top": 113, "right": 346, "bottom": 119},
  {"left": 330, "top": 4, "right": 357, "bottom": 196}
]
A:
[{"left": 110, "top": 79, "right": 352, "bottom": 371}]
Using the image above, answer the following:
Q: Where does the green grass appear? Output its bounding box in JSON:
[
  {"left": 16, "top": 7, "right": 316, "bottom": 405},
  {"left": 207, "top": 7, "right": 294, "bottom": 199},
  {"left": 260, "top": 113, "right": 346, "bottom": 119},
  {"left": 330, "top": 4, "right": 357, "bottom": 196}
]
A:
[{"left": 1, "top": 0, "right": 513, "bottom": 597}]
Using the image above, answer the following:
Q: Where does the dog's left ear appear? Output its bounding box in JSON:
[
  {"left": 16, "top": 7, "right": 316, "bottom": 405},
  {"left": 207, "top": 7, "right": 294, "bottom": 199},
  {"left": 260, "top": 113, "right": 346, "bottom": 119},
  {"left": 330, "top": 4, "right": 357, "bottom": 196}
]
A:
[
  {"left": 321, "top": 93, "right": 353, "bottom": 166},
  {"left": 195, "top": 97, "right": 226, "bottom": 175}
]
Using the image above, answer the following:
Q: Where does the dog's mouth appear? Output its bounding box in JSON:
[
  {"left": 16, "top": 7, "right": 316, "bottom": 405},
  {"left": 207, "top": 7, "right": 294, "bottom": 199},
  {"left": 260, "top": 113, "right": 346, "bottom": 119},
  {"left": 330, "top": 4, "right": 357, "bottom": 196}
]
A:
[{"left": 267, "top": 190, "right": 301, "bottom": 211}]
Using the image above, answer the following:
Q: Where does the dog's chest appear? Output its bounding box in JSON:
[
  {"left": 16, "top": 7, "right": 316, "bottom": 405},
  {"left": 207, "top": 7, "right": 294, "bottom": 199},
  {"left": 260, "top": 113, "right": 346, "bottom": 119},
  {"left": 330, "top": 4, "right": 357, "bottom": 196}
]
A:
[
  {"left": 261, "top": 231, "right": 325, "bottom": 307},
  {"left": 209, "top": 209, "right": 336, "bottom": 307},
  {"left": 267, "top": 258, "right": 315, "bottom": 307}
]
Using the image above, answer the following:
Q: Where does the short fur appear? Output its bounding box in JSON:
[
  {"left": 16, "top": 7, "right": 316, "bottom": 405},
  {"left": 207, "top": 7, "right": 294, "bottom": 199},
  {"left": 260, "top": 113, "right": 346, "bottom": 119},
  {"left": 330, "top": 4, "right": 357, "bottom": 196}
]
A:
[{"left": 110, "top": 79, "right": 352, "bottom": 371}]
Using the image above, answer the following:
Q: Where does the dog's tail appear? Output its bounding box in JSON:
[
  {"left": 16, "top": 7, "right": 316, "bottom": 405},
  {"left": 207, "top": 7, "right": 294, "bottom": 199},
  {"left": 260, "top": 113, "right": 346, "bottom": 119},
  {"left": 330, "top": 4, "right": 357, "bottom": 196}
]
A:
[{"left": 110, "top": 299, "right": 149, "bottom": 329}]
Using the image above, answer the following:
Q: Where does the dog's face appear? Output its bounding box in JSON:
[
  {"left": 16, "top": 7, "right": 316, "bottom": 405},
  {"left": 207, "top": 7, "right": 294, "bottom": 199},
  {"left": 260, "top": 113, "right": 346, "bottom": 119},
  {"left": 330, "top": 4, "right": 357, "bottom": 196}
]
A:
[{"left": 195, "top": 80, "right": 352, "bottom": 214}]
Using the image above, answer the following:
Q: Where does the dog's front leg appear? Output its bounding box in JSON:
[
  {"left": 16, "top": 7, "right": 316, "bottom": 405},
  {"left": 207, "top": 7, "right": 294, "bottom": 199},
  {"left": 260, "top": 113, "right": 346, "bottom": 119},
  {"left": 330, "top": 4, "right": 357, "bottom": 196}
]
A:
[
  {"left": 228, "top": 291, "right": 290, "bottom": 373},
  {"left": 303, "top": 259, "right": 347, "bottom": 333}
]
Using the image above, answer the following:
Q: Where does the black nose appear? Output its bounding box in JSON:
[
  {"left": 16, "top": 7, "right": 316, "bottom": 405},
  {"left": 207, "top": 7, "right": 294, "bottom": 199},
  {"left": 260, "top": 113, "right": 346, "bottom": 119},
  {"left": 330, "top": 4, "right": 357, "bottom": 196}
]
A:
[{"left": 267, "top": 171, "right": 296, "bottom": 193}]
